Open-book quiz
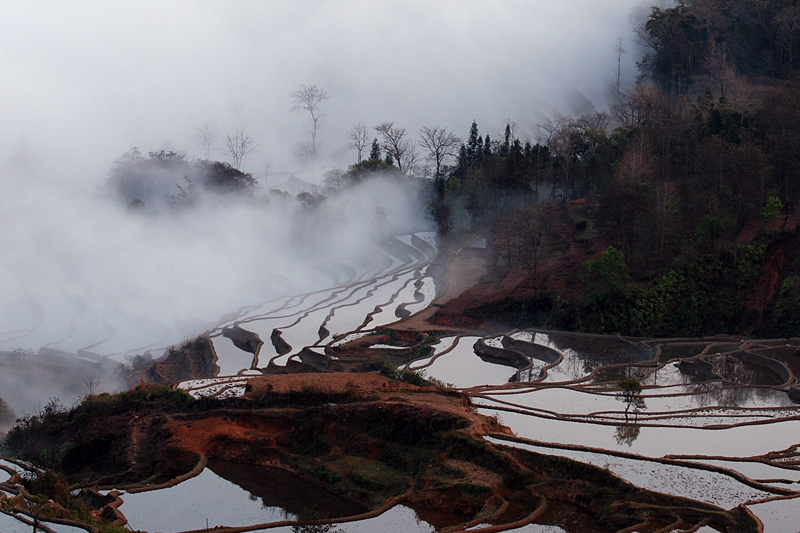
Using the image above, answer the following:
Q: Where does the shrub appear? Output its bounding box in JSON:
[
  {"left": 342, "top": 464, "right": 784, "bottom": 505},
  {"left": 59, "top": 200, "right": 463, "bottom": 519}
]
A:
[{"left": 762, "top": 196, "right": 783, "bottom": 222}]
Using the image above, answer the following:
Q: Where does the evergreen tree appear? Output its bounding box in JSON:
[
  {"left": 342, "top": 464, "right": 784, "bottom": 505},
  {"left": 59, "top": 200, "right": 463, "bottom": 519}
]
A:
[
  {"left": 467, "top": 120, "right": 481, "bottom": 168},
  {"left": 499, "top": 124, "right": 511, "bottom": 157},
  {"left": 454, "top": 143, "right": 468, "bottom": 182},
  {"left": 369, "top": 138, "right": 381, "bottom": 160}
]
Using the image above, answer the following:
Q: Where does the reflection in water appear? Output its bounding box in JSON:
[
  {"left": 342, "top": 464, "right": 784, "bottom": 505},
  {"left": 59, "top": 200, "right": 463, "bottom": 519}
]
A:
[
  {"left": 614, "top": 424, "right": 641, "bottom": 447},
  {"left": 479, "top": 407, "right": 800, "bottom": 458},
  {"left": 424, "top": 336, "right": 517, "bottom": 388},
  {"left": 119, "top": 467, "right": 291, "bottom": 531},
  {"left": 691, "top": 384, "right": 793, "bottom": 409},
  {"left": 291, "top": 522, "right": 345, "bottom": 533},
  {"left": 259, "top": 505, "right": 438, "bottom": 533},
  {"left": 116, "top": 313, "right": 800, "bottom": 532},
  {"left": 208, "top": 460, "right": 367, "bottom": 519},
  {"left": 543, "top": 332, "right": 654, "bottom": 374},
  {"left": 709, "top": 356, "right": 783, "bottom": 386},
  {"left": 532, "top": 500, "right": 613, "bottom": 533}
]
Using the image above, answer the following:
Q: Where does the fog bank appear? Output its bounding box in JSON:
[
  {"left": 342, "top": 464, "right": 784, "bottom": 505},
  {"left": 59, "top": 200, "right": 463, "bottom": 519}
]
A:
[
  {"left": 2, "top": 1, "right": 654, "bottom": 180},
  {"left": 0, "top": 173, "right": 427, "bottom": 357},
  {"left": 0, "top": 0, "right": 657, "bottom": 356}
]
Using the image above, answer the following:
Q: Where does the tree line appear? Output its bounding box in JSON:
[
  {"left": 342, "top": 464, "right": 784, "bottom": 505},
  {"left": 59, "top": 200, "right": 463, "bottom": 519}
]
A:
[{"left": 406, "top": 0, "right": 800, "bottom": 338}]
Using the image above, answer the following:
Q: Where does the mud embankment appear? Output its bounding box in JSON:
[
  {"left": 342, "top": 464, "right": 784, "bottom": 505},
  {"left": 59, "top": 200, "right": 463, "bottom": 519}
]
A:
[{"left": 143, "top": 335, "right": 219, "bottom": 385}]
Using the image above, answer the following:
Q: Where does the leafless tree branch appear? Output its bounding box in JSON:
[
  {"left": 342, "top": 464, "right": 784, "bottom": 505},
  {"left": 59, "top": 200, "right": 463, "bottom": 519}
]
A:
[
  {"left": 291, "top": 84, "right": 330, "bottom": 160},
  {"left": 418, "top": 125, "right": 461, "bottom": 180},
  {"left": 348, "top": 122, "right": 370, "bottom": 164},
  {"left": 193, "top": 123, "right": 218, "bottom": 160},
  {"left": 223, "top": 126, "right": 256, "bottom": 169}
]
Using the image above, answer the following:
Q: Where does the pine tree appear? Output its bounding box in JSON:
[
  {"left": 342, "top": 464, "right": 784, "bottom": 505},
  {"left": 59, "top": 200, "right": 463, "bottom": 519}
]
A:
[
  {"left": 467, "top": 120, "right": 480, "bottom": 168},
  {"left": 454, "top": 143, "right": 468, "bottom": 182},
  {"left": 500, "top": 124, "right": 511, "bottom": 157},
  {"left": 369, "top": 138, "right": 381, "bottom": 160}
]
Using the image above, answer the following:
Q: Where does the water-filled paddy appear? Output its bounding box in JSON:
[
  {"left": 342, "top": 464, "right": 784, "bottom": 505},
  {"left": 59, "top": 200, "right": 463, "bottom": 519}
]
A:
[
  {"left": 683, "top": 459, "right": 800, "bottom": 484},
  {"left": 261, "top": 505, "right": 439, "bottom": 533},
  {"left": 747, "top": 496, "right": 800, "bottom": 532},
  {"left": 119, "top": 468, "right": 287, "bottom": 531},
  {"left": 488, "top": 437, "right": 777, "bottom": 509},
  {"left": 478, "top": 385, "right": 798, "bottom": 425},
  {"left": 210, "top": 333, "right": 254, "bottom": 376},
  {"left": 0, "top": 510, "right": 90, "bottom": 533},
  {"left": 165, "top": 310, "right": 800, "bottom": 530},
  {"left": 477, "top": 406, "right": 800, "bottom": 458},
  {"left": 530, "top": 332, "right": 655, "bottom": 382},
  {"left": 0, "top": 512, "right": 30, "bottom": 533},
  {"left": 406, "top": 335, "right": 459, "bottom": 369},
  {"left": 6, "top": 228, "right": 800, "bottom": 531},
  {"left": 423, "top": 336, "right": 516, "bottom": 387},
  {"left": 118, "top": 461, "right": 365, "bottom": 531}
]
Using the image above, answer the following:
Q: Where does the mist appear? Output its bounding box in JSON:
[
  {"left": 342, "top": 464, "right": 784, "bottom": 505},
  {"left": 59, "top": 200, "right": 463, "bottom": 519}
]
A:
[
  {"left": 0, "top": 169, "right": 427, "bottom": 354},
  {"left": 0, "top": 1, "right": 658, "bottom": 409},
  {"left": 2, "top": 1, "right": 654, "bottom": 179}
]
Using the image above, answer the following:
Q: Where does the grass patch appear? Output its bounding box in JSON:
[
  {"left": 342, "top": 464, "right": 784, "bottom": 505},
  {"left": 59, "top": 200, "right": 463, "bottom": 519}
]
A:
[
  {"left": 305, "top": 464, "right": 341, "bottom": 484},
  {"left": 379, "top": 362, "right": 429, "bottom": 386},
  {"left": 436, "top": 463, "right": 467, "bottom": 479}
]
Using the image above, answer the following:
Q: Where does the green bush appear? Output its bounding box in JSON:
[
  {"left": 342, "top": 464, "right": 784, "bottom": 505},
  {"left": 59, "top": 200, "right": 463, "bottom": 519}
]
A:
[
  {"left": 774, "top": 276, "right": 800, "bottom": 336},
  {"left": 762, "top": 196, "right": 783, "bottom": 222}
]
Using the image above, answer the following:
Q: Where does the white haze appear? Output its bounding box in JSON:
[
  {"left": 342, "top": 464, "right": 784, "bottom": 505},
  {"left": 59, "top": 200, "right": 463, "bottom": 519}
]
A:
[
  {"left": 0, "top": 173, "right": 426, "bottom": 357},
  {"left": 0, "top": 0, "right": 660, "bottom": 360}
]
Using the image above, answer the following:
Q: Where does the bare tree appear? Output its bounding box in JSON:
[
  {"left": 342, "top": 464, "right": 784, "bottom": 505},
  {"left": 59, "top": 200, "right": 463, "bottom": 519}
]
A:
[
  {"left": 614, "top": 38, "right": 626, "bottom": 93},
  {"left": 348, "top": 123, "right": 370, "bottom": 164},
  {"left": 290, "top": 84, "right": 330, "bottom": 160},
  {"left": 418, "top": 125, "right": 461, "bottom": 180},
  {"left": 402, "top": 145, "right": 420, "bottom": 175},
  {"left": 494, "top": 206, "right": 547, "bottom": 281},
  {"left": 688, "top": 0, "right": 726, "bottom": 44},
  {"left": 515, "top": 206, "right": 547, "bottom": 283},
  {"left": 577, "top": 112, "right": 610, "bottom": 134},
  {"left": 615, "top": 134, "right": 654, "bottom": 186},
  {"left": 292, "top": 141, "right": 315, "bottom": 165},
  {"left": 775, "top": 4, "right": 800, "bottom": 73},
  {"left": 193, "top": 123, "right": 218, "bottom": 159},
  {"left": 610, "top": 82, "right": 666, "bottom": 129},
  {"left": 223, "top": 126, "right": 256, "bottom": 169},
  {"left": 500, "top": 118, "right": 520, "bottom": 143},
  {"left": 83, "top": 374, "right": 99, "bottom": 396},
  {"left": 539, "top": 117, "right": 579, "bottom": 199},
  {"left": 263, "top": 157, "right": 274, "bottom": 188},
  {"left": 375, "top": 122, "right": 417, "bottom": 173}
]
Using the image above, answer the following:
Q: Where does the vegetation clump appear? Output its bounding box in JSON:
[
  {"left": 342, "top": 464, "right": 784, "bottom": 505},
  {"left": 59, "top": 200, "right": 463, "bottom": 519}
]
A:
[{"left": 107, "top": 148, "right": 256, "bottom": 212}]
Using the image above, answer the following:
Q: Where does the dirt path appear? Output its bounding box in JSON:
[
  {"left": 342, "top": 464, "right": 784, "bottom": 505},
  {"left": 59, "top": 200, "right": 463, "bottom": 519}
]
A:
[{"left": 392, "top": 235, "right": 492, "bottom": 334}]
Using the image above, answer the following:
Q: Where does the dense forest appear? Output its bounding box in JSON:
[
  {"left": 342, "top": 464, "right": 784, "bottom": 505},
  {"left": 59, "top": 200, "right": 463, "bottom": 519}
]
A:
[{"left": 426, "top": 0, "right": 800, "bottom": 339}]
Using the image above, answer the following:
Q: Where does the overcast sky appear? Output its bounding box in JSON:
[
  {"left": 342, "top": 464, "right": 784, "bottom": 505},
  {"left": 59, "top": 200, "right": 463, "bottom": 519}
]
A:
[{"left": 1, "top": 0, "right": 659, "bottom": 184}]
